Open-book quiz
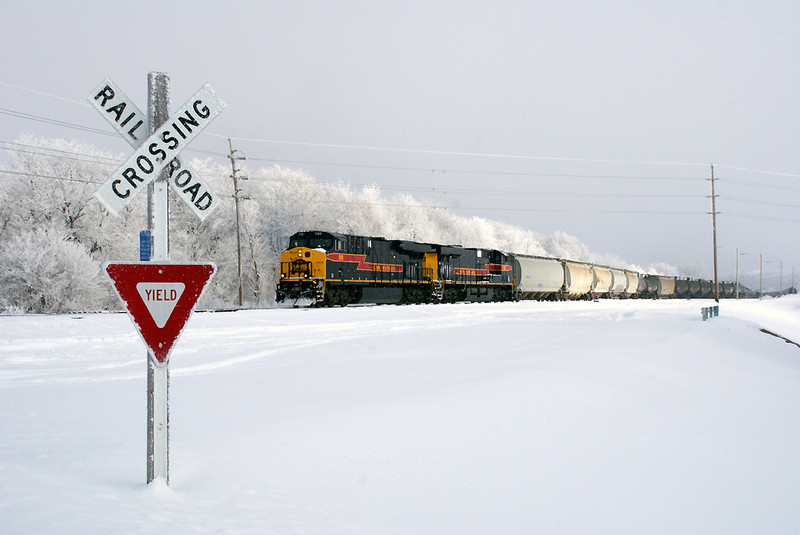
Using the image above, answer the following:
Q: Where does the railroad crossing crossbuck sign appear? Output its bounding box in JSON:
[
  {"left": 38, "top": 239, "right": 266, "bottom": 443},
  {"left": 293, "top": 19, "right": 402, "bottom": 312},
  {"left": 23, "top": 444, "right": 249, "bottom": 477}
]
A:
[{"left": 89, "top": 78, "right": 226, "bottom": 219}]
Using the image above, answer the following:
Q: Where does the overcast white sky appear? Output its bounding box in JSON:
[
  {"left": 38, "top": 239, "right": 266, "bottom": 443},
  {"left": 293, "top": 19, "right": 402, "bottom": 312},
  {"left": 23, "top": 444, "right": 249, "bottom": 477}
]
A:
[{"left": 1, "top": 1, "right": 798, "bottom": 288}]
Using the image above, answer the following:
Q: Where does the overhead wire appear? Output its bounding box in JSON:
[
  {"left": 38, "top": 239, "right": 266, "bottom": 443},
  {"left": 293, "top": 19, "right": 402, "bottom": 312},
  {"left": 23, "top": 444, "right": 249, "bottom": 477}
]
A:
[
  {"left": 3, "top": 79, "right": 799, "bottom": 178},
  {"left": 0, "top": 108, "right": 116, "bottom": 138},
  {"left": 0, "top": 140, "right": 122, "bottom": 165},
  {"left": 0, "top": 162, "right": 708, "bottom": 203},
  {"left": 218, "top": 131, "right": 710, "bottom": 167},
  {"left": 724, "top": 178, "right": 800, "bottom": 193},
  {"left": 323, "top": 199, "right": 708, "bottom": 216},
  {"left": 0, "top": 140, "right": 784, "bottom": 217},
  {"left": 0, "top": 97, "right": 787, "bottom": 192},
  {"left": 240, "top": 155, "right": 708, "bottom": 181},
  {"left": 0, "top": 81, "right": 90, "bottom": 107},
  {"left": 0, "top": 168, "right": 104, "bottom": 184},
  {"left": 721, "top": 196, "right": 800, "bottom": 209},
  {"left": 725, "top": 212, "right": 800, "bottom": 223},
  {"left": 0, "top": 82, "right": 797, "bottom": 223}
]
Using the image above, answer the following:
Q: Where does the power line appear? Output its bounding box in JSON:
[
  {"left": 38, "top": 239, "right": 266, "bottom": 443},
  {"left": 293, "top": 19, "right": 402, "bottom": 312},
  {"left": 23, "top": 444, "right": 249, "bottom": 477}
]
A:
[
  {"left": 724, "top": 178, "right": 800, "bottom": 193},
  {"left": 324, "top": 199, "right": 708, "bottom": 216},
  {"left": 0, "top": 165, "right": 712, "bottom": 217},
  {"left": 0, "top": 93, "right": 794, "bottom": 221},
  {"left": 0, "top": 168, "right": 103, "bottom": 184},
  {"left": 0, "top": 108, "right": 116, "bottom": 138},
  {"left": 174, "top": 145, "right": 708, "bottom": 181},
  {"left": 722, "top": 195, "right": 800, "bottom": 209},
  {"left": 3, "top": 79, "right": 800, "bottom": 179},
  {"left": 717, "top": 164, "right": 800, "bottom": 179},
  {"left": 0, "top": 146, "right": 120, "bottom": 169},
  {"left": 726, "top": 212, "right": 800, "bottom": 223},
  {"left": 0, "top": 140, "right": 790, "bottom": 213},
  {"left": 0, "top": 137, "right": 710, "bottom": 188},
  {"left": 0, "top": 81, "right": 90, "bottom": 107},
  {"left": 0, "top": 140, "right": 121, "bottom": 165},
  {"left": 244, "top": 174, "right": 707, "bottom": 200},
  {"left": 0, "top": 101, "right": 786, "bottom": 191},
  {"left": 241, "top": 155, "right": 707, "bottom": 181},
  {"left": 0, "top": 164, "right": 705, "bottom": 204},
  {"left": 219, "top": 132, "right": 710, "bottom": 167}
]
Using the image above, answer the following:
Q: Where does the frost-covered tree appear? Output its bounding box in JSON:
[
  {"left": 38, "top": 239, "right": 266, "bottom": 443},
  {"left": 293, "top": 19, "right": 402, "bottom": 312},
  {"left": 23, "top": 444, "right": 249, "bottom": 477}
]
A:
[
  {"left": 0, "top": 134, "right": 136, "bottom": 257},
  {"left": 0, "top": 229, "right": 110, "bottom": 313},
  {"left": 0, "top": 135, "right": 148, "bottom": 312},
  {"left": 2, "top": 135, "right": 676, "bottom": 312}
]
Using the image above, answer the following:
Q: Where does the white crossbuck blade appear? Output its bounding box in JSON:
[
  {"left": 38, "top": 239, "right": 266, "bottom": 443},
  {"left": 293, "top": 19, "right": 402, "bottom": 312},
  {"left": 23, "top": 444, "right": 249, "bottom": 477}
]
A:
[{"left": 89, "top": 79, "right": 226, "bottom": 219}]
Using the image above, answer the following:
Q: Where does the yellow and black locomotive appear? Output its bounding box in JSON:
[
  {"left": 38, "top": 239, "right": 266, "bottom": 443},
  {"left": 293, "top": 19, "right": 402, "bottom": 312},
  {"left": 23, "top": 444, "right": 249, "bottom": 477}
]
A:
[
  {"left": 276, "top": 230, "right": 747, "bottom": 307},
  {"left": 275, "top": 231, "right": 514, "bottom": 306}
]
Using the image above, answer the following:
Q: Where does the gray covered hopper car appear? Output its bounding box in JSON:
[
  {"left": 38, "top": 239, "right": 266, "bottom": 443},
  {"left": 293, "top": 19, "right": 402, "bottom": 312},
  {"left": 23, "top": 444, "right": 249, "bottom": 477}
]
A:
[
  {"left": 592, "top": 266, "right": 613, "bottom": 296},
  {"left": 675, "top": 278, "right": 690, "bottom": 297},
  {"left": 643, "top": 274, "right": 660, "bottom": 296},
  {"left": 513, "top": 255, "right": 564, "bottom": 300},
  {"left": 564, "top": 261, "right": 594, "bottom": 298},
  {"left": 659, "top": 276, "right": 676, "bottom": 297},
  {"left": 625, "top": 271, "right": 639, "bottom": 296},
  {"left": 609, "top": 268, "right": 628, "bottom": 296}
]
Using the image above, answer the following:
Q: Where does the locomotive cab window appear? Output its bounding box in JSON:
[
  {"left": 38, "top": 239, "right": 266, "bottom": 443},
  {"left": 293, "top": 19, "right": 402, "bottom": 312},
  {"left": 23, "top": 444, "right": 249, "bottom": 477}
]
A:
[{"left": 290, "top": 236, "right": 334, "bottom": 250}]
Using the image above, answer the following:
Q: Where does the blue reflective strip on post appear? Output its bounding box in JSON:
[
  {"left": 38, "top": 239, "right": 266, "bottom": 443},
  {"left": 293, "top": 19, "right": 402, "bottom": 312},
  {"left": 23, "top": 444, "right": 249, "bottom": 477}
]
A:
[{"left": 140, "top": 230, "right": 152, "bottom": 262}]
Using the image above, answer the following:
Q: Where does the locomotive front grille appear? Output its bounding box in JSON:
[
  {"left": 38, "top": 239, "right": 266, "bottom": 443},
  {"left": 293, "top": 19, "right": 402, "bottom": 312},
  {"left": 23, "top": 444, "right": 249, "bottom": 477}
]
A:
[{"left": 284, "top": 259, "right": 312, "bottom": 279}]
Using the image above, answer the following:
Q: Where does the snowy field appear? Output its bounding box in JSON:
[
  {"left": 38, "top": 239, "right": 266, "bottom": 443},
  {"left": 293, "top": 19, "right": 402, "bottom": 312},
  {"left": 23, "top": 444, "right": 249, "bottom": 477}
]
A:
[{"left": 2, "top": 297, "right": 799, "bottom": 534}]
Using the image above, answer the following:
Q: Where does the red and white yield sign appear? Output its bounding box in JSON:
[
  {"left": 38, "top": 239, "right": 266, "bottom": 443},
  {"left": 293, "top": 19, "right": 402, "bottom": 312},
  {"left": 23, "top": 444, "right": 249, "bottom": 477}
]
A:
[{"left": 106, "top": 262, "right": 215, "bottom": 365}]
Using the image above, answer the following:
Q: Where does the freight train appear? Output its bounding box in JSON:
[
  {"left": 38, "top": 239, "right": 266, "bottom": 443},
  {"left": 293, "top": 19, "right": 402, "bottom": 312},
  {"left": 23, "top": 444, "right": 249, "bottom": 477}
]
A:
[{"left": 274, "top": 230, "right": 742, "bottom": 307}]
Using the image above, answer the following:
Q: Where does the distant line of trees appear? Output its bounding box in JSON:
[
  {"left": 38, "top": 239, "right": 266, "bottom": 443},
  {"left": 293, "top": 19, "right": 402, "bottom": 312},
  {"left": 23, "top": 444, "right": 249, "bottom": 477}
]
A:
[{"left": 1, "top": 135, "right": 654, "bottom": 314}]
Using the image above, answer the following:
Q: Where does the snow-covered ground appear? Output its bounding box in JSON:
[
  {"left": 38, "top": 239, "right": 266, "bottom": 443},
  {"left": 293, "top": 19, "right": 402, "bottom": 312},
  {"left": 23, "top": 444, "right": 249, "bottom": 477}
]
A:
[{"left": 2, "top": 297, "right": 799, "bottom": 534}]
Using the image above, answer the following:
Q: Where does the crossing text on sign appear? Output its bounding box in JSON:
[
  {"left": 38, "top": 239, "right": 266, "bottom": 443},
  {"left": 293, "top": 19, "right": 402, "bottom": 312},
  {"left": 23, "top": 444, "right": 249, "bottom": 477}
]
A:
[
  {"left": 112, "top": 98, "right": 214, "bottom": 200},
  {"left": 93, "top": 84, "right": 225, "bottom": 217}
]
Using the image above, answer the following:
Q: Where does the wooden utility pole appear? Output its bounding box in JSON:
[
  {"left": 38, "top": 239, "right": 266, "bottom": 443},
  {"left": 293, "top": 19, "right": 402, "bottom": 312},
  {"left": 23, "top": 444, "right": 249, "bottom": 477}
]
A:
[
  {"left": 227, "top": 139, "right": 247, "bottom": 307},
  {"left": 710, "top": 164, "right": 719, "bottom": 302}
]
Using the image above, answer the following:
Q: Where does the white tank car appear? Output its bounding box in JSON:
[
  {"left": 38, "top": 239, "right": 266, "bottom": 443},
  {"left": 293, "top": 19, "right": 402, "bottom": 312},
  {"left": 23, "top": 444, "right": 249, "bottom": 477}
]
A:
[
  {"left": 592, "top": 266, "right": 613, "bottom": 295},
  {"left": 513, "top": 255, "right": 564, "bottom": 300},
  {"left": 608, "top": 268, "right": 628, "bottom": 296},
  {"left": 624, "top": 271, "right": 640, "bottom": 296},
  {"left": 564, "top": 261, "right": 594, "bottom": 299},
  {"left": 659, "top": 276, "right": 676, "bottom": 297}
]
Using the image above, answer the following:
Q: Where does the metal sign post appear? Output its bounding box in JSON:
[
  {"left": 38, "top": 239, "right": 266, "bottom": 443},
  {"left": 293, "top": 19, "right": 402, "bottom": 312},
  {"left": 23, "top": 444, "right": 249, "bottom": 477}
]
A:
[
  {"left": 105, "top": 261, "right": 216, "bottom": 483},
  {"left": 148, "top": 72, "right": 170, "bottom": 484},
  {"left": 89, "top": 73, "right": 225, "bottom": 485}
]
